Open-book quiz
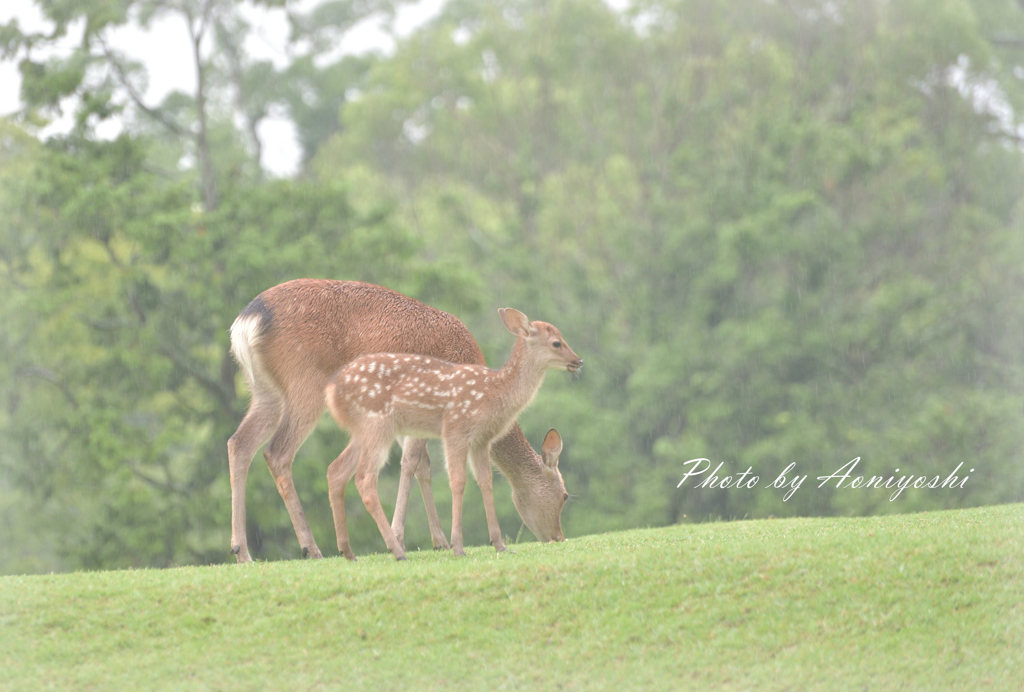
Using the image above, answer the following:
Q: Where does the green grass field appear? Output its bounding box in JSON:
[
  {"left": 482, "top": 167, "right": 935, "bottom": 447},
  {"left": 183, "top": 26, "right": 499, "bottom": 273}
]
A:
[{"left": 1, "top": 504, "right": 1021, "bottom": 691}]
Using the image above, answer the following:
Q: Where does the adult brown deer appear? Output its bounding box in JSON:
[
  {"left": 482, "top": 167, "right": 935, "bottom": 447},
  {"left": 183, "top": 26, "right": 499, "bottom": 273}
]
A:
[
  {"left": 325, "top": 308, "right": 582, "bottom": 559},
  {"left": 227, "top": 279, "right": 571, "bottom": 562}
]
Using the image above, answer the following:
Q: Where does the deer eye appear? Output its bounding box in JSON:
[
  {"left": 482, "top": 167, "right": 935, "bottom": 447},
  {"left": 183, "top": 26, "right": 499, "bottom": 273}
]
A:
[{"left": 552, "top": 341, "right": 562, "bottom": 348}]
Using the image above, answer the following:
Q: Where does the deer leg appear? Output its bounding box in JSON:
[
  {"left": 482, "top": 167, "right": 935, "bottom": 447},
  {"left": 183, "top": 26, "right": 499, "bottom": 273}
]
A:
[
  {"left": 327, "top": 440, "right": 360, "bottom": 561},
  {"left": 471, "top": 443, "right": 507, "bottom": 553},
  {"left": 353, "top": 435, "right": 407, "bottom": 561},
  {"left": 413, "top": 441, "right": 451, "bottom": 551},
  {"left": 226, "top": 394, "right": 281, "bottom": 563},
  {"left": 391, "top": 436, "right": 415, "bottom": 550},
  {"left": 444, "top": 438, "right": 469, "bottom": 557},
  {"left": 263, "top": 401, "right": 324, "bottom": 559},
  {"left": 392, "top": 437, "right": 450, "bottom": 551}
]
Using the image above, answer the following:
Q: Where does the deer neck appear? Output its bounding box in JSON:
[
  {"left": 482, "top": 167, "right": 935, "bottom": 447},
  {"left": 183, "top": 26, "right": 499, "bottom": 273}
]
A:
[
  {"left": 489, "top": 422, "right": 545, "bottom": 487},
  {"left": 490, "top": 337, "right": 548, "bottom": 423}
]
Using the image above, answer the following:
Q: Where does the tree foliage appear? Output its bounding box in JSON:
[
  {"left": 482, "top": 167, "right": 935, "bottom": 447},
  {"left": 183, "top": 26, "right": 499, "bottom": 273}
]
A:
[
  {"left": 2, "top": 0, "right": 1023, "bottom": 573},
  {"left": 315, "top": 0, "right": 1024, "bottom": 532}
]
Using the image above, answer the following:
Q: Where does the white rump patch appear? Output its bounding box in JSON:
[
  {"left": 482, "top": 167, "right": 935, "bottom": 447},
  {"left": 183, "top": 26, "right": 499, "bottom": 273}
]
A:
[{"left": 228, "top": 313, "right": 264, "bottom": 386}]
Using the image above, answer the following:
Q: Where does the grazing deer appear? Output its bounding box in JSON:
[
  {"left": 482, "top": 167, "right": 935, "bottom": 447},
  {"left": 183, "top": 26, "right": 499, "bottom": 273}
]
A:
[
  {"left": 228, "top": 279, "right": 571, "bottom": 563},
  {"left": 325, "top": 308, "right": 582, "bottom": 559}
]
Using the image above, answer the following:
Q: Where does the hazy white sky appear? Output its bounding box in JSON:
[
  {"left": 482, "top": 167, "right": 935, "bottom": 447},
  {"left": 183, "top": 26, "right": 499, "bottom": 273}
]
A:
[{"left": 0, "top": 0, "right": 446, "bottom": 176}]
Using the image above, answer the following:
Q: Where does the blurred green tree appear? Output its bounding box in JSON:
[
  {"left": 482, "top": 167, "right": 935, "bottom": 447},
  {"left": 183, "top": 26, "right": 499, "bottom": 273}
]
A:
[
  {"left": 0, "top": 0, "right": 481, "bottom": 571},
  {"left": 315, "top": 0, "right": 1024, "bottom": 536},
  {"left": 3, "top": 0, "right": 1023, "bottom": 573}
]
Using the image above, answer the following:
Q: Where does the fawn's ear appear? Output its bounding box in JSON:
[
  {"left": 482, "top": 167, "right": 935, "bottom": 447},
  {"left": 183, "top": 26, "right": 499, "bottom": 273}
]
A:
[
  {"left": 499, "top": 308, "right": 534, "bottom": 337},
  {"left": 541, "top": 428, "right": 562, "bottom": 469}
]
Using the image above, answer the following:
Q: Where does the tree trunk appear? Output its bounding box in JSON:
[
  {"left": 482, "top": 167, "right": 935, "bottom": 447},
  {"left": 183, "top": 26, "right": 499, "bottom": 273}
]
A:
[{"left": 188, "top": 3, "right": 218, "bottom": 212}]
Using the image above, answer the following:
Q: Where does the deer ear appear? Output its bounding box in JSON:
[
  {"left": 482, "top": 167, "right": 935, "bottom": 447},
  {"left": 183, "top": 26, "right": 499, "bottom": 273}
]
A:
[
  {"left": 499, "top": 308, "right": 533, "bottom": 337},
  {"left": 541, "top": 428, "right": 562, "bottom": 468}
]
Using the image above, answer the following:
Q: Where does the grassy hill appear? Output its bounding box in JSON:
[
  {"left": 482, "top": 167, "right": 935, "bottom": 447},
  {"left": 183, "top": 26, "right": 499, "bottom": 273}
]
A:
[{"left": 1, "top": 504, "right": 1021, "bottom": 691}]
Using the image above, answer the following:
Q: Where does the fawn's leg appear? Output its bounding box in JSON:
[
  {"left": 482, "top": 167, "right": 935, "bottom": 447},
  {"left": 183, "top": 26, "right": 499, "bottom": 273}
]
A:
[
  {"left": 226, "top": 391, "right": 282, "bottom": 563},
  {"left": 470, "top": 443, "right": 506, "bottom": 553},
  {"left": 327, "top": 440, "right": 361, "bottom": 561},
  {"left": 392, "top": 437, "right": 450, "bottom": 550},
  {"left": 444, "top": 438, "right": 469, "bottom": 557},
  {"left": 415, "top": 442, "right": 452, "bottom": 551},
  {"left": 391, "top": 436, "right": 415, "bottom": 549},
  {"left": 353, "top": 434, "right": 407, "bottom": 561}
]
